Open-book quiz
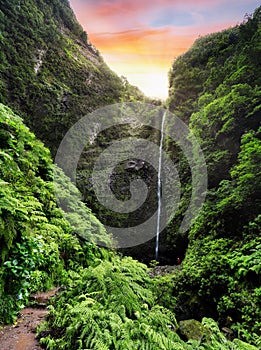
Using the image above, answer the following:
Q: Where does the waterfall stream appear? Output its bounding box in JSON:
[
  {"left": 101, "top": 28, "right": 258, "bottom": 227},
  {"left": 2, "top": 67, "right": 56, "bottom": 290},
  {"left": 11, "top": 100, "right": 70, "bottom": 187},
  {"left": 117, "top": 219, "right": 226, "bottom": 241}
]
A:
[{"left": 155, "top": 111, "right": 166, "bottom": 261}]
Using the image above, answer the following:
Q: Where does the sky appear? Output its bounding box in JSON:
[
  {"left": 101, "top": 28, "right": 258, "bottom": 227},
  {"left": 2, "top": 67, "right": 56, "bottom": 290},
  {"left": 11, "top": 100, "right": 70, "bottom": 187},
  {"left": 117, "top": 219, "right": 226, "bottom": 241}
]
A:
[{"left": 69, "top": 0, "right": 260, "bottom": 99}]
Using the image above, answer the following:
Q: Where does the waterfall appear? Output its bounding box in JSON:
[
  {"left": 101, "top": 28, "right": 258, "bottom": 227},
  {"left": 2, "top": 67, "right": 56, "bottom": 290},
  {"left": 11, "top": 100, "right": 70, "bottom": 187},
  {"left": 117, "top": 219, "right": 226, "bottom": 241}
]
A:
[{"left": 155, "top": 111, "right": 166, "bottom": 261}]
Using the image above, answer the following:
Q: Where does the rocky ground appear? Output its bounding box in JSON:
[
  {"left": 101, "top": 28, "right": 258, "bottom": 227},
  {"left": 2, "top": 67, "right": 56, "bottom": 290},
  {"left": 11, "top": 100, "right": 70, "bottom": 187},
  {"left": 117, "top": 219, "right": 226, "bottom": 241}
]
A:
[{"left": 148, "top": 264, "right": 181, "bottom": 277}]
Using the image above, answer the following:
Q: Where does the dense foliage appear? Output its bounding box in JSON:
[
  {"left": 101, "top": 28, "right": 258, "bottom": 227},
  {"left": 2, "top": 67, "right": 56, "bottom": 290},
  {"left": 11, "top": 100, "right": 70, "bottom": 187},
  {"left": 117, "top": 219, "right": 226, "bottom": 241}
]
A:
[
  {"left": 39, "top": 257, "right": 258, "bottom": 350},
  {"left": 0, "top": 103, "right": 108, "bottom": 322},
  {"left": 0, "top": 0, "right": 147, "bottom": 154},
  {"left": 0, "top": 0, "right": 260, "bottom": 348},
  {"left": 163, "top": 7, "right": 261, "bottom": 346},
  {"left": 1, "top": 103, "right": 257, "bottom": 349}
]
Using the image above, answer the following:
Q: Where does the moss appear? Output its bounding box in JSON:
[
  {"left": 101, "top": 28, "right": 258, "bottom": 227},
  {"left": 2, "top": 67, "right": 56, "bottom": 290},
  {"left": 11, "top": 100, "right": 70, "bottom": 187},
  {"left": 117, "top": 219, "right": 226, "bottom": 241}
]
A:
[
  {"left": 178, "top": 319, "right": 211, "bottom": 341},
  {"left": 0, "top": 0, "right": 146, "bottom": 155}
]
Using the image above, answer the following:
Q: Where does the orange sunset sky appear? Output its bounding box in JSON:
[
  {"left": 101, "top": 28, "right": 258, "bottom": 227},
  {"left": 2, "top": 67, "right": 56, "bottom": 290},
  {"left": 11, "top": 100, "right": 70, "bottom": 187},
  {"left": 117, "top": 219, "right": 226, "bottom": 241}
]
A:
[{"left": 69, "top": 0, "right": 260, "bottom": 99}]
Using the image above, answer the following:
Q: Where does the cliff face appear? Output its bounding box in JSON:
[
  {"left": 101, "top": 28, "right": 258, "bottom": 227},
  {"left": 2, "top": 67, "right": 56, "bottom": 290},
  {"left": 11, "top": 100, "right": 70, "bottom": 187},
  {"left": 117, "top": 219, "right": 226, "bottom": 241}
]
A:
[
  {"left": 0, "top": 0, "right": 156, "bottom": 262},
  {"left": 0, "top": 0, "right": 127, "bottom": 153},
  {"left": 164, "top": 8, "right": 261, "bottom": 247},
  {"left": 164, "top": 8, "right": 261, "bottom": 341},
  {"left": 167, "top": 7, "right": 261, "bottom": 187}
]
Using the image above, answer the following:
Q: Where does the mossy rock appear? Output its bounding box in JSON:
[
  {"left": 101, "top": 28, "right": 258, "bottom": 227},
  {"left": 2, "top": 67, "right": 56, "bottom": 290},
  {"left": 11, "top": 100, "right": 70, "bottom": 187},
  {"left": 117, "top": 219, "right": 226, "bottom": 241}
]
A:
[{"left": 178, "top": 319, "right": 211, "bottom": 341}]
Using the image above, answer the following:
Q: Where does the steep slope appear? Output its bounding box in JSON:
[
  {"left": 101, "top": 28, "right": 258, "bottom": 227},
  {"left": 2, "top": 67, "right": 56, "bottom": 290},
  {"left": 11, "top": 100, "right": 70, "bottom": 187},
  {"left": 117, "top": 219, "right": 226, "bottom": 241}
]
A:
[
  {"left": 160, "top": 7, "right": 261, "bottom": 345},
  {"left": 167, "top": 7, "right": 260, "bottom": 186},
  {"left": 0, "top": 103, "right": 108, "bottom": 323},
  {"left": 0, "top": 0, "right": 140, "bottom": 154}
]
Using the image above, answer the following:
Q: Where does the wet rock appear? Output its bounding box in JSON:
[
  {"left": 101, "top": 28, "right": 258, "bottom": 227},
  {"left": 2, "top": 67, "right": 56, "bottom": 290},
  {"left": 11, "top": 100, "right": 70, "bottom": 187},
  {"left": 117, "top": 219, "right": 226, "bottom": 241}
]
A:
[
  {"left": 148, "top": 265, "right": 180, "bottom": 278},
  {"left": 178, "top": 319, "right": 211, "bottom": 341},
  {"left": 30, "top": 287, "right": 60, "bottom": 307},
  {"left": 222, "top": 327, "right": 234, "bottom": 340},
  {"left": 125, "top": 159, "right": 145, "bottom": 170}
]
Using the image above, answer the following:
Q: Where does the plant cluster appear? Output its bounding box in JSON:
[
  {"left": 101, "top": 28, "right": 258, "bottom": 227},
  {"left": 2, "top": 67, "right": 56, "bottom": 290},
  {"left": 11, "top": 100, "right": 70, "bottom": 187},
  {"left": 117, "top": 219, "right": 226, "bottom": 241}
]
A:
[
  {"left": 40, "top": 256, "right": 258, "bottom": 350},
  {"left": 0, "top": 103, "right": 108, "bottom": 322},
  {"left": 163, "top": 7, "right": 261, "bottom": 345}
]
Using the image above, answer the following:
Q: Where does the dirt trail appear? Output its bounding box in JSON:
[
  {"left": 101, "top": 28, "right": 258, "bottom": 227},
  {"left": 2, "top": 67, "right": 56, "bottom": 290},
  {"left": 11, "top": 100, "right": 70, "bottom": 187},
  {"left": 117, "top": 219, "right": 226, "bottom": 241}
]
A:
[{"left": 0, "top": 288, "right": 59, "bottom": 350}]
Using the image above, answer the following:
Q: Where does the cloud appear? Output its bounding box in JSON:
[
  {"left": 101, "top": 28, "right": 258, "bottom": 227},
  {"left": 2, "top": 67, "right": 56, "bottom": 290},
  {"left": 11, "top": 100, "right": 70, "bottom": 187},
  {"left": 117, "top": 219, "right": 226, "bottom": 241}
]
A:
[
  {"left": 69, "top": 0, "right": 260, "bottom": 98},
  {"left": 70, "top": 0, "right": 259, "bottom": 33},
  {"left": 70, "top": 0, "right": 224, "bottom": 32},
  {"left": 88, "top": 19, "right": 238, "bottom": 60}
]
